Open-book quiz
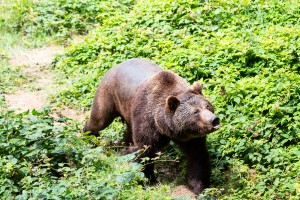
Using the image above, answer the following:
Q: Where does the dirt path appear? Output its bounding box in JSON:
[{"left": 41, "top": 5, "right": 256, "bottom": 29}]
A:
[
  {"left": 4, "top": 45, "right": 86, "bottom": 122},
  {"left": 171, "top": 185, "right": 196, "bottom": 199}
]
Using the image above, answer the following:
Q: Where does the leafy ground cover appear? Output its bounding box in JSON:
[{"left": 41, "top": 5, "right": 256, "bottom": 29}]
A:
[
  {"left": 1, "top": 0, "right": 299, "bottom": 199},
  {"left": 0, "top": 108, "right": 173, "bottom": 199}
]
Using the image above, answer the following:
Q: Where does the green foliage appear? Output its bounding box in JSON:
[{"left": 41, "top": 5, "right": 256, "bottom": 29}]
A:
[
  {"left": 0, "top": 58, "right": 28, "bottom": 94},
  {"left": 0, "top": 0, "right": 33, "bottom": 49},
  {"left": 0, "top": 107, "right": 171, "bottom": 199},
  {"left": 8, "top": 0, "right": 134, "bottom": 43},
  {"left": 1, "top": 0, "right": 300, "bottom": 199},
  {"left": 0, "top": 0, "right": 135, "bottom": 46},
  {"left": 53, "top": 0, "right": 300, "bottom": 109},
  {"left": 205, "top": 68, "right": 300, "bottom": 199},
  {"left": 51, "top": 0, "right": 300, "bottom": 199},
  {"left": 0, "top": 0, "right": 33, "bottom": 34}
]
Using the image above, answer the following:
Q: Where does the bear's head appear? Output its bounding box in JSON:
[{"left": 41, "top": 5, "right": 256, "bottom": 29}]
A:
[{"left": 164, "top": 82, "right": 220, "bottom": 141}]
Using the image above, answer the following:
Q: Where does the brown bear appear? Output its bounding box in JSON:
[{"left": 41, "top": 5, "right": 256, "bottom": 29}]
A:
[{"left": 84, "top": 58, "right": 220, "bottom": 194}]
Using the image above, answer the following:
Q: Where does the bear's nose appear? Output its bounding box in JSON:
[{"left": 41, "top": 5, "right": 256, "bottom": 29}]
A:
[{"left": 210, "top": 116, "right": 220, "bottom": 127}]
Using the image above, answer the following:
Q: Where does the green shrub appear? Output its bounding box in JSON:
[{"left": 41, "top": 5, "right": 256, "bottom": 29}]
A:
[
  {"left": 0, "top": 0, "right": 33, "bottom": 34},
  {"left": 53, "top": 0, "right": 300, "bottom": 108},
  {"left": 1, "top": 0, "right": 300, "bottom": 199},
  {"left": 206, "top": 69, "right": 300, "bottom": 199},
  {"left": 0, "top": 107, "right": 171, "bottom": 199},
  {"left": 23, "top": 0, "right": 134, "bottom": 43},
  {"left": 0, "top": 58, "right": 28, "bottom": 94},
  {"left": 0, "top": 0, "right": 135, "bottom": 46},
  {"left": 52, "top": 0, "right": 300, "bottom": 199}
]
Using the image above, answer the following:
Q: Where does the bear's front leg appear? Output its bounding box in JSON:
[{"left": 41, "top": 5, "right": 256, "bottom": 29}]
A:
[
  {"left": 133, "top": 129, "right": 170, "bottom": 185},
  {"left": 138, "top": 148, "right": 157, "bottom": 185},
  {"left": 175, "top": 137, "right": 211, "bottom": 194}
]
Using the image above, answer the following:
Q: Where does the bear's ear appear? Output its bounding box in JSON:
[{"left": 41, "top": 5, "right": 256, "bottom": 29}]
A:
[
  {"left": 166, "top": 96, "right": 180, "bottom": 112},
  {"left": 191, "top": 82, "right": 203, "bottom": 95}
]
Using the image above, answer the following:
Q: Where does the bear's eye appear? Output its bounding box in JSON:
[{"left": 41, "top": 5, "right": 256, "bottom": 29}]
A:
[{"left": 194, "top": 109, "right": 200, "bottom": 115}]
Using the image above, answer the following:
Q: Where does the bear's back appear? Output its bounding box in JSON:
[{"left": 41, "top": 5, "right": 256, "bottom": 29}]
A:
[
  {"left": 99, "top": 58, "right": 163, "bottom": 124},
  {"left": 101, "top": 58, "right": 162, "bottom": 95}
]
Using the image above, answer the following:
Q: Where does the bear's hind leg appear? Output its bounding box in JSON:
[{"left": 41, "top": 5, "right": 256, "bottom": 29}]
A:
[
  {"left": 84, "top": 94, "right": 117, "bottom": 136},
  {"left": 123, "top": 126, "right": 133, "bottom": 146}
]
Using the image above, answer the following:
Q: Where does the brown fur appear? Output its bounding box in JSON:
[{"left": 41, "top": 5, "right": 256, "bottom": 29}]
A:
[{"left": 84, "top": 58, "right": 220, "bottom": 194}]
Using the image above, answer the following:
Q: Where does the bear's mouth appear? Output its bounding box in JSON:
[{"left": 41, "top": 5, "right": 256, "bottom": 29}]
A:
[{"left": 212, "top": 124, "right": 220, "bottom": 131}]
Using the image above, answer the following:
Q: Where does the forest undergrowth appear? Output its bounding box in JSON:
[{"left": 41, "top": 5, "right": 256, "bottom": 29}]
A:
[{"left": 0, "top": 0, "right": 299, "bottom": 199}]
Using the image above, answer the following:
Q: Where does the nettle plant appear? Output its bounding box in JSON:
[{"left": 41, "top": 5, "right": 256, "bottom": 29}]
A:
[
  {"left": 0, "top": 108, "right": 171, "bottom": 199},
  {"left": 2, "top": 0, "right": 299, "bottom": 199},
  {"left": 22, "top": 0, "right": 135, "bottom": 42},
  {"left": 51, "top": 0, "right": 299, "bottom": 198}
]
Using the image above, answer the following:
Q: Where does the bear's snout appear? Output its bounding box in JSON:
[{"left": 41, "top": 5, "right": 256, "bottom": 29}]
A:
[
  {"left": 199, "top": 110, "right": 220, "bottom": 132},
  {"left": 210, "top": 116, "right": 220, "bottom": 129}
]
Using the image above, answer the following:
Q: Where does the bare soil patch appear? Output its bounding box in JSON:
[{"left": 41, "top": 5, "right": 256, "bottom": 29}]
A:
[
  {"left": 4, "top": 45, "right": 61, "bottom": 112},
  {"left": 4, "top": 90, "right": 47, "bottom": 111},
  {"left": 56, "top": 107, "right": 87, "bottom": 122},
  {"left": 4, "top": 45, "right": 87, "bottom": 122},
  {"left": 9, "top": 45, "right": 63, "bottom": 67},
  {"left": 156, "top": 160, "right": 196, "bottom": 199},
  {"left": 171, "top": 185, "right": 196, "bottom": 200}
]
